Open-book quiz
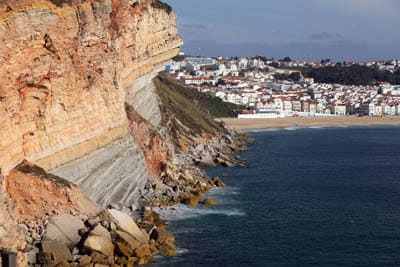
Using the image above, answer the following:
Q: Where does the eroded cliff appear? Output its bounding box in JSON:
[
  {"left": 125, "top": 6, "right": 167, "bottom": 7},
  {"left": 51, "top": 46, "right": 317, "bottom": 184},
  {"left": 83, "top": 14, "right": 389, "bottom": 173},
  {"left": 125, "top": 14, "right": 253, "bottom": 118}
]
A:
[
  {"left": 0, "top": 0, "right": 249, "bottom": 265},
  {"left": 0, "top": 0, "right": 182, "bottom": 206}
]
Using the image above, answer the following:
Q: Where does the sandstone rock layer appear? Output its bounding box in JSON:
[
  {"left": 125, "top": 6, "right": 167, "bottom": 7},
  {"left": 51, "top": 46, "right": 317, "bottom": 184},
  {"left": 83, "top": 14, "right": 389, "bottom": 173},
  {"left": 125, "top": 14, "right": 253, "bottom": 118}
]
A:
[{"left": 0, "top": 0, "right": 182, "bottom": 176}]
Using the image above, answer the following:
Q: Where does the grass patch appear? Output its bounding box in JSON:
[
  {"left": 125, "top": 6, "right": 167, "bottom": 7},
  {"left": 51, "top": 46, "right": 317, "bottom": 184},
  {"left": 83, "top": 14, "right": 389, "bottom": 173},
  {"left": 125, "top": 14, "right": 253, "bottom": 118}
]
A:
[{"left": 155, "top": 74, "right": 226, "bottom": 135}]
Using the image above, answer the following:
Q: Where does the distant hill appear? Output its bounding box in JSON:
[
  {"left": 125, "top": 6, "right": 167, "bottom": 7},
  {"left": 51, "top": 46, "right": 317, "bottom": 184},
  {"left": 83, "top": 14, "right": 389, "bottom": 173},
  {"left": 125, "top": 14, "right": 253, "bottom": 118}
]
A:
[{"left": 302, "top": 65, "right": 400, "bottom": 86}]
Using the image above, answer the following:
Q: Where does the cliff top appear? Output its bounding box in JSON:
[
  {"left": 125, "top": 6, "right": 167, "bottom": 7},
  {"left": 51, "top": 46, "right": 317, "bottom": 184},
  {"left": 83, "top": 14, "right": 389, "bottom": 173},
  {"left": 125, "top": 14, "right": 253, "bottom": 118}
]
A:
[{"left": 0, "top": 0, "right": 173, "bottom": 10}]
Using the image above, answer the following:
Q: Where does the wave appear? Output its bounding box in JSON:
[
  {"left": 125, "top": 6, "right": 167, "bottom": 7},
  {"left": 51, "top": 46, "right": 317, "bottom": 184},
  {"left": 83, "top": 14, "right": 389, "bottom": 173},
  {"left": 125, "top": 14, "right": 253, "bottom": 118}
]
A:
[
  {"left": 245, "top": 128, "right": 280, "bottom": 133},
  {"left": 207, "top": 186, "right": 241, "bottom": 196},
  {"left": 154, "top": 204, "right": 245, "bottom": 221},
  {"left": 284, "top": 126, "right": 302, "bottom": 131},
  {"left": 176, "top": 248, "right": 189, "bottom": 255},
  {"left": 308, "top": 125, "right": 327, "bottom": 129}
]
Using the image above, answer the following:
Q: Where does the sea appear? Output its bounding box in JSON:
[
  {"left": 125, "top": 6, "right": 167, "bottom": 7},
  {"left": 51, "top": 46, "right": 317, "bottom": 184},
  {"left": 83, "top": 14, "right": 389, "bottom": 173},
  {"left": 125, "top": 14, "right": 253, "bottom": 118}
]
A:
[{"left": 149, "top": 125, "right": 400, "bottom": 267}]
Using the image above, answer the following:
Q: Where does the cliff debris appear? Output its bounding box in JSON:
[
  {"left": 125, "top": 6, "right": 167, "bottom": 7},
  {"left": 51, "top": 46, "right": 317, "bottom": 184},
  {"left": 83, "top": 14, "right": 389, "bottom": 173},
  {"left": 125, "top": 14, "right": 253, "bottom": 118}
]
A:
[{"left": 0, "top": 0, "right": 251, "bottom": 265}]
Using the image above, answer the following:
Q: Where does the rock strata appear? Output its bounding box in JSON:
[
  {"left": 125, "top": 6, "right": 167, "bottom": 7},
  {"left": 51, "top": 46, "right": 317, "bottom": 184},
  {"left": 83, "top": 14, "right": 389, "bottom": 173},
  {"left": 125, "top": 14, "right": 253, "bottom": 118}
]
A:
[{"left": 0, "top": 0, "right": 252, "bottom": 265}]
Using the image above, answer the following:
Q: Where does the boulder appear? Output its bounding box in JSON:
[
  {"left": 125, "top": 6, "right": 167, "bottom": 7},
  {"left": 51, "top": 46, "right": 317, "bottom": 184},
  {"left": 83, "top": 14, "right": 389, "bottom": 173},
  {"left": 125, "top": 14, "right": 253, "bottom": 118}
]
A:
[
  {"left": 44, "top": 214, "right": 85, "bottom": 248},
  {"left": 134, "top": 245, "right": 151, "bottom": 258},
  {"left": 183, "top": 196, "right": 199, "bottom": 206},
  {"left": 115, "top": 242, "right": 133, "bottom": 257},
  {"left": 159, "top": 241, "right": 176, "bottom": 257},
  {"left": 108, "top": 209, "right": 149, "bottom": 243},
  {"left": 90, "top": 224, "right": 111, "bottom": 241},
  {"left": 116, "top": 230, "right": 141, "bottom": 251},
  {"left": 83, "top": 235, "right": 114, "bottom": 257},
  {"left": 78, "top": 255, "right": 92, "bottom": 266},
  {"left": 202, "top": 198, "right": 216, "bottom": 206},
  {"left": 90, "top": 252, "right": 110, "bottom": 265},
  {"left": 41, "top": 240, "right": 73, "bottom": 265},
  {"left": 210, "top": 177, "right": 226, "bottom": 187},
  {"left": 156, "top": 228, "right": 175, "bottom": 244}
]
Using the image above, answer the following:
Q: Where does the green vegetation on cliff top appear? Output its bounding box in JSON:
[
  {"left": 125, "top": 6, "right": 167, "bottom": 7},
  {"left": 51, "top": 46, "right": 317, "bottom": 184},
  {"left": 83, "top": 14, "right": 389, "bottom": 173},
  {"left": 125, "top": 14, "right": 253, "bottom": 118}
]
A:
[
  {"left": 154, "top": 74, "right": 240, "bottom": 135},
  {"left": 299, "top": 65, "right": 400, "bottom": 85}
]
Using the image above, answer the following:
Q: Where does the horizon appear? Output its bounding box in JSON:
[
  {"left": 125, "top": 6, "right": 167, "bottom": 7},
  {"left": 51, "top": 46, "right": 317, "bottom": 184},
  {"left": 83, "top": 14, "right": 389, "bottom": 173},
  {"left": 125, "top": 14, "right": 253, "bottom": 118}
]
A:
[{"left": 164, "top": 0, "right": 400, "bottom": 62}]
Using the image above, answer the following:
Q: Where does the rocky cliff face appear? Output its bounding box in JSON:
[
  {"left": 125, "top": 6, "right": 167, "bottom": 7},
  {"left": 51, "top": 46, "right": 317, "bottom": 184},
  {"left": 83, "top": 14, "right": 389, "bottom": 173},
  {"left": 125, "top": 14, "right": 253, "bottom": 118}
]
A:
[
  {"left": 0, "top": 0, "right": 249, "bottom": 265},
  {"left": 0, "top": 0, "right": 181, "bottom": 206}
]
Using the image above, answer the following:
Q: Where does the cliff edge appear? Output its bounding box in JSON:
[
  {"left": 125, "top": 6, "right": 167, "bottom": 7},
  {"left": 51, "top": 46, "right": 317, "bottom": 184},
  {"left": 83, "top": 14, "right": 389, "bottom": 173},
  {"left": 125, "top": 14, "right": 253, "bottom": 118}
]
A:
[
  {"left": 0, "top": 0, "right": 181, "bottom": 206},
  {"left": 0, "top": 0, "right": 249, "bottom": 265}
]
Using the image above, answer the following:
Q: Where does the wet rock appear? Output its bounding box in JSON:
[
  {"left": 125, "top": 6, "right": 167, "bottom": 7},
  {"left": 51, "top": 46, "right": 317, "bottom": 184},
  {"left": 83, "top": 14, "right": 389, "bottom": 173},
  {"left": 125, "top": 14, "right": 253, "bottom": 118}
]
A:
[
  {"left": 202, "top": 197, "right": 216, "bottom": 206},
  {"left": 137, "top": 255, "right": 153, "bottom": 265},
  {"left": 210, "top": 177, "right": 226, "bottom": 187},
  {"left": 183, "top": 196, "right": 199, "bottom": 206},
  {"left": 149, "top": 239, "right": 159, "bottom": 255}
]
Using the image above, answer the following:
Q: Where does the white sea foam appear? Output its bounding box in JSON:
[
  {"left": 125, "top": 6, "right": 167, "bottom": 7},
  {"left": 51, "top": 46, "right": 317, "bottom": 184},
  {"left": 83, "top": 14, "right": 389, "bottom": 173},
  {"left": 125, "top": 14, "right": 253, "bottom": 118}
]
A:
[
  {"left": 284, "top": 126, "right": 302, "bottom": 131},
  {"left": 309, "top": 125, "right": 327, "bottom": 129},
  {"left": 244, "top": 128, "right": 280, "bottom": 133},
  {"left": 154, "top": 204, "right": 245, "bottom": 221},
  {"left": 176, "top": 248, "right": 189, "bottom": 255},
  {"left": 208, "top": 186, "right": 240, "bottom": 196}
]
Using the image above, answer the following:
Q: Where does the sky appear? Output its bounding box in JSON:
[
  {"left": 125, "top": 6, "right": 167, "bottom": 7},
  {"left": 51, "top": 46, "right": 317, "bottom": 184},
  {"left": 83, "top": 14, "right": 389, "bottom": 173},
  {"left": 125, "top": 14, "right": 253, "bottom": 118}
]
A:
[{"left": 163, "top": 0, "right": 400, "bottom": 61}]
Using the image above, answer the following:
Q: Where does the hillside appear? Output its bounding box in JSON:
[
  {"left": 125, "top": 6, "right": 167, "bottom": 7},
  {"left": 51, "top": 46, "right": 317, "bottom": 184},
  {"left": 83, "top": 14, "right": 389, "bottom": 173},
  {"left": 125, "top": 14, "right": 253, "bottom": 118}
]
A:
[
  {"left": 302, "top": 65, "right": 400, "bottom": 85},
  {"left": 156, "top": 74, "right": 241, "bottom": 119}
]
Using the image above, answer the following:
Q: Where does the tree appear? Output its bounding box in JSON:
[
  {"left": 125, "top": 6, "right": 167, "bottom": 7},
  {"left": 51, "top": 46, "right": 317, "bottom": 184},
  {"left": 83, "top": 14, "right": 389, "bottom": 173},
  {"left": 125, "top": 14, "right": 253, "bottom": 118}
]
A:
[{"left": 281, "top": 57, "right": 292, "bottom": 62}]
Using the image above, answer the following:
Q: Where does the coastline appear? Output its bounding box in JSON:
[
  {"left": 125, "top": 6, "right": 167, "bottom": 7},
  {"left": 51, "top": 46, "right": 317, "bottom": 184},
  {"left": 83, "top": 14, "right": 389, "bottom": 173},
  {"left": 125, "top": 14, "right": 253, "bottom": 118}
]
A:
[{"left": 219, "top": 116, "right": 400, "bottom": 131}]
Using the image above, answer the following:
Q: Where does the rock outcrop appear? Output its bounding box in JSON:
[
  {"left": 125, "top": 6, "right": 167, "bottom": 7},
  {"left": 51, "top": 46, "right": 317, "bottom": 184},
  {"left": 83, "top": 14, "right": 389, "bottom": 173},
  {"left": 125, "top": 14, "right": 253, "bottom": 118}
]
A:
[
  {"left": 0, "top": 0, "right": 251, "bottom": 265},
  {"left": 0, "top": 0, "right": 182, "bottom": 207}
]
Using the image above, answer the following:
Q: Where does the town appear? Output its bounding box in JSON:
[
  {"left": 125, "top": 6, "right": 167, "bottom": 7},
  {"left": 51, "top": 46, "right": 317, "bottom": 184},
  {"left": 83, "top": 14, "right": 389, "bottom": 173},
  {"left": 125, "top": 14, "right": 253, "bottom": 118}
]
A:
[{"left": 165, "top": 54, "right": 400, "bottom": 118}]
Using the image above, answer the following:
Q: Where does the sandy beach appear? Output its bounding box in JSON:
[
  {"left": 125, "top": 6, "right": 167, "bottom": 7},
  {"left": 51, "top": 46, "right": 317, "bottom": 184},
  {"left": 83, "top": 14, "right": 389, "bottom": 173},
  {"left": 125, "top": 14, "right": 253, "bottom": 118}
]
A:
[{"left": 219, "top": 116, "right": 400, "bottom": 131}]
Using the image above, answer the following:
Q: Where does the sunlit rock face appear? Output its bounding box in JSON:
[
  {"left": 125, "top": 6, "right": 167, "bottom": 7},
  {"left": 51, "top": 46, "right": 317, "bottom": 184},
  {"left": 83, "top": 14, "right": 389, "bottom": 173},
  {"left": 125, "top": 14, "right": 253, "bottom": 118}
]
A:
[{"left": 0, "top": 0, "right": 182, "bottom": 206}]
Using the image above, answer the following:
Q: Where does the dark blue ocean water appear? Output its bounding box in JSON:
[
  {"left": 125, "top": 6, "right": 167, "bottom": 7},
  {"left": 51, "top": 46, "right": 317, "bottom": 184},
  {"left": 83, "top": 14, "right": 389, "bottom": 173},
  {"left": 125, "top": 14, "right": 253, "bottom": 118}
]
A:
[{"left": 151, "top": 126, "right": 400, "bottom": 267}]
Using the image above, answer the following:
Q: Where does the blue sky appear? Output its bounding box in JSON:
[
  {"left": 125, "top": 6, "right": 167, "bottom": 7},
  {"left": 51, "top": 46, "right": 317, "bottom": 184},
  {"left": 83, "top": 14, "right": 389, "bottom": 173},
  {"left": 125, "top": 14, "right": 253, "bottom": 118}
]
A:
[{"left": 163, "top": 0, "right": 400, "bottom": 61}]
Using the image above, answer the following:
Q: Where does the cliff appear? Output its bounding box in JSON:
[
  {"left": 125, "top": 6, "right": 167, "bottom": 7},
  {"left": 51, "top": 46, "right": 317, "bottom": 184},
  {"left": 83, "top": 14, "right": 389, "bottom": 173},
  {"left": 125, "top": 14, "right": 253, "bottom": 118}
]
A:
[
  {"left": 0, "top": 0, "right": 249, "bottom": 265},
  {"left": 0, "top": 0, "right": 181, "bottom": 206}
]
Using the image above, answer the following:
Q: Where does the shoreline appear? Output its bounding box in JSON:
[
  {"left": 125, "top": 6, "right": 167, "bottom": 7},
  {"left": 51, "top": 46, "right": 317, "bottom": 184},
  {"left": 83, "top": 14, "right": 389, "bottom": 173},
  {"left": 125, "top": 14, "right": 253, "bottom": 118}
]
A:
[{"left": 219, "top": 116, "right": 400, "bottom": 131}]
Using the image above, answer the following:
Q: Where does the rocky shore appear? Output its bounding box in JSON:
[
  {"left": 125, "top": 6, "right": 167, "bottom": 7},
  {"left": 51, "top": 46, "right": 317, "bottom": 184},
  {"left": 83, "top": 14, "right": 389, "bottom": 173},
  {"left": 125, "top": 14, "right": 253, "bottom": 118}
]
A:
[
  {"left": 140, "top": 128, "right": 250, "bottom": 209},
  {"left": 0, "top": 127, "right": 250, "bottom": 267},
  {"left": 0, "top": 0, "right": 252, "bottom": 265}
]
